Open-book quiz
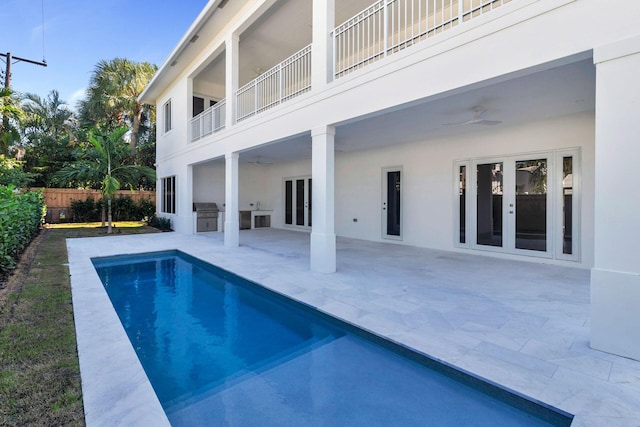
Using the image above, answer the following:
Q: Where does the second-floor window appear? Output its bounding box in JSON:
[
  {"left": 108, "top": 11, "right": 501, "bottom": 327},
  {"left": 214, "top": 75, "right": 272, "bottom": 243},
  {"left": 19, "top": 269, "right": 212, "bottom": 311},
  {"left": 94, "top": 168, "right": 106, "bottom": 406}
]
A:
[
  {"left": 161, "top": 176, "right": 176, "bottom": 214},
  {"left": 163, "top": 100, "right": 172, "bottom": 133}
]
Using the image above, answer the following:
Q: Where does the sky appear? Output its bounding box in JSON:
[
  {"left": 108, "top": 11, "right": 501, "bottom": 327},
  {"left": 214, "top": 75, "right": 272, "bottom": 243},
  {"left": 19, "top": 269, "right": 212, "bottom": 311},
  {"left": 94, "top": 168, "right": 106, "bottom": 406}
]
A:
[{"left": 1, "top": 0, "right": 208, "bottom": 109}]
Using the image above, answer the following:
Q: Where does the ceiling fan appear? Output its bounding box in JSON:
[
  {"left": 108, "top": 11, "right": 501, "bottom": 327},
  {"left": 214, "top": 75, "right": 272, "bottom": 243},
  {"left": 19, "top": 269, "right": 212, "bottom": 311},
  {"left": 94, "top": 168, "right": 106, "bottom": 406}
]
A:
[
  {"left": 246, "top": 156, "right": 273, "bottom": 164},
  {"left": 444, "top": 106, "right": 502, "bottom": 126}
]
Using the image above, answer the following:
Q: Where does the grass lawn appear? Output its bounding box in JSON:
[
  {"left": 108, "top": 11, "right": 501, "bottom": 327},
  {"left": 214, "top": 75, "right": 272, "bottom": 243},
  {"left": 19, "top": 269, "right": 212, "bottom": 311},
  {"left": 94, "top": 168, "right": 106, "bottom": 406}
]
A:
[{"left": 0, "top": 222, "right": 160, "bottom": 426}]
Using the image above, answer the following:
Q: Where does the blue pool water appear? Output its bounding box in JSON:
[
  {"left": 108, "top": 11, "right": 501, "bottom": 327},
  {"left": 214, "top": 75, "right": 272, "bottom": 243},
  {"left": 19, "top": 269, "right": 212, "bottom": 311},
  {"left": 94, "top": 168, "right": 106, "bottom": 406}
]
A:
[{"left": 93, "top": 251, "right": 572, "bottom": 427}]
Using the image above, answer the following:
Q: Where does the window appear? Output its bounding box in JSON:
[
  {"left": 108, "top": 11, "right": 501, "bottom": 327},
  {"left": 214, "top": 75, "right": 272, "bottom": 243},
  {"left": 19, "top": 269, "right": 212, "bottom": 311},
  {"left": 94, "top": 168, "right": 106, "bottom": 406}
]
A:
[
  {"left": 193, "top": 96, "right": 204, "bottom": 117},
  {"left": 161, "top": 176, "right": 176, "bottom": 214},
  {"left": 163, "top": 100, "right": 172, "bottom": 133}
]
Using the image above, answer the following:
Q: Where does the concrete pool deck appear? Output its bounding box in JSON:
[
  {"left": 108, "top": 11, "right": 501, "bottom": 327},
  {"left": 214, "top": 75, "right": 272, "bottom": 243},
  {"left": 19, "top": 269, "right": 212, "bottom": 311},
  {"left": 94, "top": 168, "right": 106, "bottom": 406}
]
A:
[{"left": 67, "top": 229, "right": 640, "bottom": 426}]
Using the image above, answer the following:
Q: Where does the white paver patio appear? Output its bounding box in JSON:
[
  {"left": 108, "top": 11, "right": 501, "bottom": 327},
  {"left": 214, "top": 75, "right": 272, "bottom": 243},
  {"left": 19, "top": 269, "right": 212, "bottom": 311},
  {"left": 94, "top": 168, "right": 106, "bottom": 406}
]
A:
[{"left": 67, "top": 229, "right": 640, "bottom": 426}]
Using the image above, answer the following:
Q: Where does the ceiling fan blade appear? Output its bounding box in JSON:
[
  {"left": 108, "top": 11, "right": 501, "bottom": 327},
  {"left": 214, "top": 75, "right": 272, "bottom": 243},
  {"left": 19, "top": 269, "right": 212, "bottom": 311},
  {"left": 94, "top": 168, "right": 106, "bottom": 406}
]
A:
[
  {"left": 472, "top": 120, "right": 502, "bottom": 126},
  {"left": 443, "top": 119, "right": 474, "bottom": 126},
  {"left": 443, "top": 106, "right": 501, "bottom": 126}
]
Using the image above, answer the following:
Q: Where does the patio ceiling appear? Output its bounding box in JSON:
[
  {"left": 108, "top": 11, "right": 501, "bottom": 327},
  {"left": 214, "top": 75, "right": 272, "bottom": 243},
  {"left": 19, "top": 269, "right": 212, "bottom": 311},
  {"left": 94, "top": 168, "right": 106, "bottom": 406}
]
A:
[
  {"left": 195, "top": 0, "right": 378, "bottom": 90},
  {"left": 239, "top": 56, "right": 595, "bottom": 164}
]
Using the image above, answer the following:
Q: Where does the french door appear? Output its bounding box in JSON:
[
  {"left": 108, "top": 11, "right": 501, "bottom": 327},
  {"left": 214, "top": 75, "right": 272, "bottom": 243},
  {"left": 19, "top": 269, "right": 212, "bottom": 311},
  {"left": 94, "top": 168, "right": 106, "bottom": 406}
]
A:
[
  {"left": 382, "top": 167, "right": 402, "bottom": 240},
  {"left": 457, "top": 150, "right": 579, "bottom": 260},
  {"left": 284, "top": 177, "right": 312, "bottom": 228}
]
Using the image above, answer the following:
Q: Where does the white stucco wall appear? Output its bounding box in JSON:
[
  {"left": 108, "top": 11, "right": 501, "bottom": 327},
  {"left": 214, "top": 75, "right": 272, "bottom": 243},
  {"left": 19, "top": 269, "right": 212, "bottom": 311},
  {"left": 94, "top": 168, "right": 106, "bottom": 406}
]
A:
[
  {"left": 193, "top": 161, "right": 282, "bottom": 213},
  {"left": 332, "top": 111, "right": 594, "bottom": 266},
  {"left": 187, "top": 111, "right": 594, "bottom": 267}
]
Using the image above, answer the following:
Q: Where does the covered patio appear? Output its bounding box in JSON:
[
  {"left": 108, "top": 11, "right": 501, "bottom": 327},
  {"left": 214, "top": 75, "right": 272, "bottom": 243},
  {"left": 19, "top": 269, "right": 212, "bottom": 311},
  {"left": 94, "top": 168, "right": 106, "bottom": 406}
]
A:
[{"left": 69, "top": 229, "right": 640, "bottom": 426}]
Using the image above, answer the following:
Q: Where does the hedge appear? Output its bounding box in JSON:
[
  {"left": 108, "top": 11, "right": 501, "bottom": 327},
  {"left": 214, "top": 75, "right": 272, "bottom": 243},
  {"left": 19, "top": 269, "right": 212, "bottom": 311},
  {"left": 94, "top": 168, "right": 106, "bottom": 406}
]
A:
[
  {"left": 0, "top": 186, "right": 46, "bottom": 273},
  {"left": 69, "top": 195, "right": 156, "bottom": 223}
]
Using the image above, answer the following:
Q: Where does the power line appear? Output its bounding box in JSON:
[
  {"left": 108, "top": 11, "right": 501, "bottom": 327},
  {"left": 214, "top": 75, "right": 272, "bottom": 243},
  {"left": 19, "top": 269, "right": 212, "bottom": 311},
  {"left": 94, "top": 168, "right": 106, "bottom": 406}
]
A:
[
  {"left": 42, "top": 0, "right": 46, "bottom": 63},
  {"left": 0, "top": 53, "right": 48, "bottom": 89}
]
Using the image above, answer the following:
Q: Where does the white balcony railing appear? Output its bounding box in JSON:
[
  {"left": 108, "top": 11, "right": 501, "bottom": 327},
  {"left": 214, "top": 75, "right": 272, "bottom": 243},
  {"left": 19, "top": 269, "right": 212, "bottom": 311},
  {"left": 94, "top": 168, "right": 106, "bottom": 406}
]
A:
[
  {"left": 333, "top": 0, "right": 512, "bottom": 78},
  {"left": 236, "top": 44, "right": 312, "bottom": 122},
  {"left": 190, "top": 99, "right": 226, "bottom": 142}
]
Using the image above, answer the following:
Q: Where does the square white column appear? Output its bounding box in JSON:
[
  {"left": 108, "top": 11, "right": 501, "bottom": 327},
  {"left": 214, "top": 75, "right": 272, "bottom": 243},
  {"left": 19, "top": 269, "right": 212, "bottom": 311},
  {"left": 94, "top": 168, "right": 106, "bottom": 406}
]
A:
[
  {"left": 185, "top": 165, "right": 194, "bottom": 234},
  {"left": 310, "top": 125, "right": 336, "bottom": 273},
  {"left": 225, "top": 34, "right": 239, "bottom": 129},
  {"left": 312, "top": 0, "right": 335, "bottom": 90},
  {"left": 591, "top": 35, "right": 640, "bottom": 361},
  {"left": 224, "top": 152, "right": 239, "bottom": 247}
]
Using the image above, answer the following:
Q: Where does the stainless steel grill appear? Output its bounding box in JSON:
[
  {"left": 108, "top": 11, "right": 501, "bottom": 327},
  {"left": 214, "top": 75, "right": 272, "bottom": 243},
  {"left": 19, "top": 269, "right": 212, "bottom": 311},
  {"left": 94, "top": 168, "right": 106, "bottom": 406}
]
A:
[{"left": 193, "top": 202, "right": 219, "bottom": 232}]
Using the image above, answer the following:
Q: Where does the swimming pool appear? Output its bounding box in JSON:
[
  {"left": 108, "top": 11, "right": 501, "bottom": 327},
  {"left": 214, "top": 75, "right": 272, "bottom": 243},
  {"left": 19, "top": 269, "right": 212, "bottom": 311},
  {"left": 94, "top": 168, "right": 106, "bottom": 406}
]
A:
[{"left": 92, "top": 250, "right": 573, "bottom": 426}]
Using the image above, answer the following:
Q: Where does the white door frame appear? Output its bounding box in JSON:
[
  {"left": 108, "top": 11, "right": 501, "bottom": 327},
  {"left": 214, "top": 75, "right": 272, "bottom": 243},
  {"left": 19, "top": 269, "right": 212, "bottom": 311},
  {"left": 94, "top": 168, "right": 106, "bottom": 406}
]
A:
[
  {"left": 462, "top": 149, "right": 580, "bottom": 261},
  {"left": 284, "top": 176, "right": 311, "bottom": 229},
  {"left": 382, "top": 166, "right": 403, "bottom": 240}
]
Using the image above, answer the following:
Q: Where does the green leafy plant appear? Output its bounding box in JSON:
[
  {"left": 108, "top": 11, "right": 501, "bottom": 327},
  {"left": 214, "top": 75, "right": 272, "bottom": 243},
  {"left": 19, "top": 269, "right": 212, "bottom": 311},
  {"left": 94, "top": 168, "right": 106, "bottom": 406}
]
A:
[
  {"left": 54, "top": 127, "right": 155, "bottom": 233},
  {"left": 147, "top": 215, "right": 171, "bottom": 231},
  {"left": 0, "top": 186, "right": 45, "bottom": 273},
  {"left": 69, "top": 195, "right": 155, "bottom": 223},
  {"left": 0, "top": 155, "right": 35, "bottom": 188}
]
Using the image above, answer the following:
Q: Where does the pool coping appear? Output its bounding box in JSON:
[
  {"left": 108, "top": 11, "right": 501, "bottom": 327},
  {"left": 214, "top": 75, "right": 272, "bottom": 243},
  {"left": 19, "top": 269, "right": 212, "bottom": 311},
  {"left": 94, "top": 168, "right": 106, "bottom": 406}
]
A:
[
  {"left": 68, "top": 238, "right": 171, "bottom": 426},
  {"left": 68, "top": 231, "right": 640, "bottom": 426}
]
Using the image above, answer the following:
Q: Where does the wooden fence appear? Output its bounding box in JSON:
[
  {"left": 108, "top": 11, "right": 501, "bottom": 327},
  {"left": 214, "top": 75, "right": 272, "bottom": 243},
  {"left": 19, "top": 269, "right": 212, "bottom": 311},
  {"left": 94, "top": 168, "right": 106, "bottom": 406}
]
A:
[{"left": 33, "top": 188, "right": 156, "bottom": 223}]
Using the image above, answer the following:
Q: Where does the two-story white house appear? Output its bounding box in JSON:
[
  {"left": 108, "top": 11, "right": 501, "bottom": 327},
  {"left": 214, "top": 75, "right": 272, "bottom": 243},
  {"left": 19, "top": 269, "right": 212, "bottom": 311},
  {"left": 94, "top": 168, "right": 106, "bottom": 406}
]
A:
[{"left": 140, "top": 0, "right": 640, "bottom": 361}]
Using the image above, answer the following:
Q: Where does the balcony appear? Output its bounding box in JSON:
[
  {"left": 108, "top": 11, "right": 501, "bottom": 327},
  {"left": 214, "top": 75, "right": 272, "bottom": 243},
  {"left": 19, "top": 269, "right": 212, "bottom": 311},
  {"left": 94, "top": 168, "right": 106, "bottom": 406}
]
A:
[
  {"left": 190, "top": 99, "right": 226, "bottom": 142},
  {"left": 333, "top": 0, "right": 512, "bottom": 78},
  {"left": 236, "top": 44, "right": 312, "bottom": 122},
  {"left": 188, "top": 0, "right": 513, "bottom": 139}
]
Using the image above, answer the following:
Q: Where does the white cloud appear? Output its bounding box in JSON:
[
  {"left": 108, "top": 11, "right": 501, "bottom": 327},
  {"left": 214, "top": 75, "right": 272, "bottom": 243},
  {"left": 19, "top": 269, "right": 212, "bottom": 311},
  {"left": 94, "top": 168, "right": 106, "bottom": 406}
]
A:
[{"left": 68, "top": 87, "right": 86, "bottom": 109}]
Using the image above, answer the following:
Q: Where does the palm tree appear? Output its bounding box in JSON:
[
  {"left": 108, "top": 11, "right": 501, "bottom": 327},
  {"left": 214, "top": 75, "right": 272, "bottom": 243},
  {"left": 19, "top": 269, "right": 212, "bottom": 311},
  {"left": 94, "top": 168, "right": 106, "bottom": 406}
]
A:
[
  {"left": 21, "top": 90, "right": 75, "bottom": 186},
  {"left": 0, "top": 87, "right": 24, "bottom": 155},
  {"left": 79, "top": 58, "right": 157, "bottom": 155},
  {"left": 54, "top": 127, "right": 155, "bottom": 233}
]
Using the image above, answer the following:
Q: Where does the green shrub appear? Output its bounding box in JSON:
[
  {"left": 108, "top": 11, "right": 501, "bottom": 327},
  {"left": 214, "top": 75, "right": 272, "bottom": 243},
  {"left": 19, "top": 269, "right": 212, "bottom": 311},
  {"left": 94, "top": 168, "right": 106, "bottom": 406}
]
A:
[
  {"left": 147, "top": 215, "right": 172, "bottom": 231},
  {"left": 112, "top": 195, "right": 136, "bottom": 221},
  {"left": 138, "top": 197, "right": 156, "bottom": 222},
  {"left": 70, "top": 195, "right": 156, "bottom": 222},
  {"left": 0, "top": 186, "right": 45, "bottom": 273},
  {"left": 70, "top": 197, "right": 100, "bottom": 222}
]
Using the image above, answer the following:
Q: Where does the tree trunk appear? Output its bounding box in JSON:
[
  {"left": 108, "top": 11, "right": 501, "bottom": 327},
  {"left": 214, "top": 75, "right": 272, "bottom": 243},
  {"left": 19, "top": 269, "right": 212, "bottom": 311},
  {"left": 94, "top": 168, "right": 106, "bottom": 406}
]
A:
[
  {"left": 101, "top": 199, "right": 106, "bottom": 227},
  {"left": 130, "top": 104, "right": 142, "bottom": 156},
  {"left": 107, "top": 195, "right": 113, "bottom": 234}
]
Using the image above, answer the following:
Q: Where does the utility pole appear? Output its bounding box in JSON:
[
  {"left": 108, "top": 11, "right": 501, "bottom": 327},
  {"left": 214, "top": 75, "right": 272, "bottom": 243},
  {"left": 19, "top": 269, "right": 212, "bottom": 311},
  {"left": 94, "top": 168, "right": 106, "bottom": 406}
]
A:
[{"left": 1, "top": 52, "right": 47, "bottom": 89}]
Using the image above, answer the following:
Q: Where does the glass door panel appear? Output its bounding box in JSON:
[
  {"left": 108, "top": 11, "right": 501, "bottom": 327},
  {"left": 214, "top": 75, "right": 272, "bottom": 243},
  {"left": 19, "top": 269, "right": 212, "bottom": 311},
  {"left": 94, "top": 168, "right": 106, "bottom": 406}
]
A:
[
  {"left": 308, "top": 178, "right": 312, "bottom": 227},
  {"left": 476, "top": 162, "right": 503, "bottom": 247},
  {"left": 515, "top": 159, "right": 547, "bottom": 252},
  {"left": 459, "top": 165, "right": 466, "bottom": 244},
  {"left": 387, "top": 171, "right": 401, "bottom": 236},
  {"left": 382, "top": 168, "right": 402, "bottom": 239},
  {"left": 284, "top": 177, "right": 311, "bottom": 228},
  {"left": 285, "top": 180, "right": 293, "bottom": 225},
  {"left": 562, "top": 156, "right": 573, "bottom": 255},
  {"left": 296, "top": 179, "right": 305, "bottom": 226}
]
